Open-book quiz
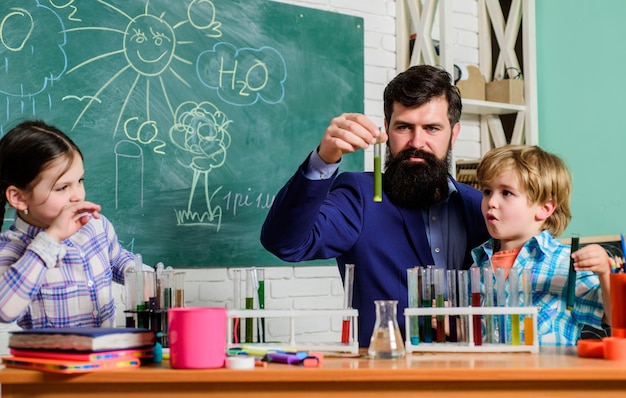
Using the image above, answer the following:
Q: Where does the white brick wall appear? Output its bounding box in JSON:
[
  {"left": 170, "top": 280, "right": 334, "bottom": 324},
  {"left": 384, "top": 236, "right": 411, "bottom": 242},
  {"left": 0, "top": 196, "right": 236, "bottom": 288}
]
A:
[{"left": 0, "top": 0, "right": 480, "bottom": 354}]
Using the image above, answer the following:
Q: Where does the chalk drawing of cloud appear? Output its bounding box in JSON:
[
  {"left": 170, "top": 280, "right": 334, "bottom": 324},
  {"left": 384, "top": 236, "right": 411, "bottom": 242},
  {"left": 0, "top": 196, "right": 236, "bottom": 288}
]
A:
[
  {"left": 0, "top": 0, "right": 67, "bottom": 97},
  {"left": 196, "top": 41, "right": 286, "bottom": 106}
]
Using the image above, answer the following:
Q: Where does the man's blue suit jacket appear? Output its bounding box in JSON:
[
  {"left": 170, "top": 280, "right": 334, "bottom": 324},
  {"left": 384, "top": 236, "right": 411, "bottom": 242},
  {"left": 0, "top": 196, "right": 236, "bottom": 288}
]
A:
[{"left": 261, "top": 160, "right": 490, "bottom": 346}]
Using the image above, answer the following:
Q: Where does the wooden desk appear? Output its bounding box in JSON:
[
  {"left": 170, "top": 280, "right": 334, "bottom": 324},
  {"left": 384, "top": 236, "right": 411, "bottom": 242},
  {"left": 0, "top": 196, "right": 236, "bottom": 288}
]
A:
[{"left": 1, "top": 348, "right": 626, "bottom": 397}]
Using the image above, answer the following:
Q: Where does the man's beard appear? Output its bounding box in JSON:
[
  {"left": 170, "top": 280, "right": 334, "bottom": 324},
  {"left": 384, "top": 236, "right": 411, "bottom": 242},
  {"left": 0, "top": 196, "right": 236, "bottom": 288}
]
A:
[{"left": 382, "top": 148, "right": 451, "bottom": 209}]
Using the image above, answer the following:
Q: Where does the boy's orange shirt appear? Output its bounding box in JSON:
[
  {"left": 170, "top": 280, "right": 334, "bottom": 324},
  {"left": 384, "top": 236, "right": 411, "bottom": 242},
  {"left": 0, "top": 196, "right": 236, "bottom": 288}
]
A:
[{"left": 491, "top": 249, "right": 521, "bottom": 279}]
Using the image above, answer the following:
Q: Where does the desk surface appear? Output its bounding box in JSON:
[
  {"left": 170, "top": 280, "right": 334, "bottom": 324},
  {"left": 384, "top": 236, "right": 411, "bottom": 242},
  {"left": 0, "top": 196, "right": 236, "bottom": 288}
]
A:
[{"left": 1, "top": 348, "right": 625, "bottom": 398}]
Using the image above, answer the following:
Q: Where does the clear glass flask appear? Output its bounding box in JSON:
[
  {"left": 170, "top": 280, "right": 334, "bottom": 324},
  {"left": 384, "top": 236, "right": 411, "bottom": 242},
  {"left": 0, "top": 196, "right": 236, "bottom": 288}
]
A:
[{"left": 368, "top": 300, "right": 405, "bottom": 359}]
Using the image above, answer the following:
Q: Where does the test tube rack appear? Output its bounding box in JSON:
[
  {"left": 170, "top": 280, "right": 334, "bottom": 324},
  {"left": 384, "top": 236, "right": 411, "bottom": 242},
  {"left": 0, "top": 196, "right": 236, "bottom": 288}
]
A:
[
  {"left": 227, "top": 309, "right": 359, "bottom": 354},
  {"left": 404, "top": 306, "right": 539, "bottom": 353}
]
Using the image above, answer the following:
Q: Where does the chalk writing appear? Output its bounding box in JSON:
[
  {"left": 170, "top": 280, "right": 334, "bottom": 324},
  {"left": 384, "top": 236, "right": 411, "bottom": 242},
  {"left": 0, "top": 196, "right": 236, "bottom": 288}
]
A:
[
  {"left": 222, "top": 188, "right": 275, "bottom": 217},
  {"left": 196, "top": 42, "right": 287, "bottom": 106}
]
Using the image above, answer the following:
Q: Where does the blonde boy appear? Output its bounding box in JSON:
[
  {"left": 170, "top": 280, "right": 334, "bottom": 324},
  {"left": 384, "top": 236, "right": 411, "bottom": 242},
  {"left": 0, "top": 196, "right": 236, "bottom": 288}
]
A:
[{"left": 472, "top": 145, "right": 610, "bottom": 345}]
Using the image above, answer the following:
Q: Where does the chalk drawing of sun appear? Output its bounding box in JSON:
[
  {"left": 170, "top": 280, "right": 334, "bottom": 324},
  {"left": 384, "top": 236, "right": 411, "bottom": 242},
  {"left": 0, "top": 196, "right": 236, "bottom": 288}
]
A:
[{"left": 62, "top": 0, "right": 222, "bottom": 154}]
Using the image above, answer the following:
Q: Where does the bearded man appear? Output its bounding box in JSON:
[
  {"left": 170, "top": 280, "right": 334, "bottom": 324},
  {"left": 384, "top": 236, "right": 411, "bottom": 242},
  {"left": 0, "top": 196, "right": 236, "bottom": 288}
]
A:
[{"left": 261, "top": 65, "right": 489, "bottom": 346}]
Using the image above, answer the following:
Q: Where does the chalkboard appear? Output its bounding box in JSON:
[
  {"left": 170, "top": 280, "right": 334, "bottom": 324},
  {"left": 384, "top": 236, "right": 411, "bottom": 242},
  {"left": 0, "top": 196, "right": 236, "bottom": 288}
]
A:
[{"left": 0, "top": 0, "right": 364, "bottom": 267}]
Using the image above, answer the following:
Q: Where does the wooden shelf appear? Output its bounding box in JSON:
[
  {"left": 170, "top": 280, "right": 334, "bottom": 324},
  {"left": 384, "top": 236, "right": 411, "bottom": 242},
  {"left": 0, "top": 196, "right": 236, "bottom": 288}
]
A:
[
  {"left": 397, "top": 0, "right": 537, "bottom": 151},
  {"left": 462, "top": 98, "right": 525, "bottom": 116}
]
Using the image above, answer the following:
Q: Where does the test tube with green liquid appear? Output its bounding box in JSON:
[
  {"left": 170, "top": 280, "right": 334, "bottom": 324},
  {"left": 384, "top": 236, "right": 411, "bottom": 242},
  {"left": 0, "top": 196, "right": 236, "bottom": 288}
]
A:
[
  {"left": 566, "top": 234, "right": 580, "bottom": 310},
  {"left": 245, "top": 268, "right": 255, "bottom": 343},
  {"left": 421, "top": 267, "right": 432, "bottom": 343},
  {"left": 446, "top": 269, "right": 458, "bottom": 342},
  {"left": 373, "top": 136, "right": 382, "bottom": 202},
  {"left": 434, "top": 268, "right": 445, "bottom": 343},
  {"left": 509, "top": 267, "right": 521, "bottom": 345}
]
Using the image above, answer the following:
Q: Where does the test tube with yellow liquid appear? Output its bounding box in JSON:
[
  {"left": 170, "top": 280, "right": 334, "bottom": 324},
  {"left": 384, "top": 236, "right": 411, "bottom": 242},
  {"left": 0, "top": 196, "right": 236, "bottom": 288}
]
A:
[
  {"left": 522, "top": 268, "right": 534, "bottom": 345},
  {"left": 509, "top": 267, "right": 521, "bottom": 345},
  {"left": 174, "top": 272, "right": 185, "bottom": 308}
]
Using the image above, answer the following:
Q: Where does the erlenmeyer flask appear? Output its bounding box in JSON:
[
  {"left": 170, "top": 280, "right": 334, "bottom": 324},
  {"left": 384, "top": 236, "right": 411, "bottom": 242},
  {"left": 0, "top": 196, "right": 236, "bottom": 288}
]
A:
[{"left": 368, "top": 300, "right": 405, "bottom": 359}]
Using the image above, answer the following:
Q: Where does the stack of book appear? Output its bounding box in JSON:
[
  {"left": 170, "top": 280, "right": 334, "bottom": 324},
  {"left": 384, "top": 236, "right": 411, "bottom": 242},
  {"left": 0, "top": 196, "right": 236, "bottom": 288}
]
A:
[{"left": 2, "top": 327, "right": 156, "bottom": 374}]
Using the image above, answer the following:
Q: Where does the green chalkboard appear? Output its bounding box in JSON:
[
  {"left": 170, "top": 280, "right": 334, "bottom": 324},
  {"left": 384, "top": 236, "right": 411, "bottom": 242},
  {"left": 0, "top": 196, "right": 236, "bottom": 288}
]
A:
[{"left": 0, "top": 0, "right": 364, "bottom": 267}]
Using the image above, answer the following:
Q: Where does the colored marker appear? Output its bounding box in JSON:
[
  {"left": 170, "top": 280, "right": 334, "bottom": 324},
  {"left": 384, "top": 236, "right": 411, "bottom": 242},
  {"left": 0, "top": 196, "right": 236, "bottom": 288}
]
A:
[
  {"left": 373, "top": 137, "right": 382, "bottom": 202},
  {"left": 621, "top": 233, "right": 626, "bottom": 271},
  {"left": 566, "top": 234, "right": 580, "bottom": 310},
  {"left": 263, "top": 352, "right": 302, "bottom": 365}
]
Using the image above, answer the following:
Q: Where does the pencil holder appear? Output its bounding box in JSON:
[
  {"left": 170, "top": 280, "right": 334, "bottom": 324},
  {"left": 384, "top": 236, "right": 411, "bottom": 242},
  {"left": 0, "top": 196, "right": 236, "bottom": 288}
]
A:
[{"left": 169, "top": 307, "right": 227, "bottom": 369}]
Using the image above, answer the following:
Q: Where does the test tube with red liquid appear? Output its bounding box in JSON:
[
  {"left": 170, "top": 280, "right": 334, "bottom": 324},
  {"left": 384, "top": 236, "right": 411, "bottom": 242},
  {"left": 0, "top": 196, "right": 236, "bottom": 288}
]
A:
[
  {"left": 446, "top": 269, "right": 458, "bottom": 342},
  {"left": 341, "top": 263, "right": 355, "bottom": 344},
  {"left": 433, "top": 268, "right": 445, "bottom": 343},
  {"left": 470, "top": 265, "right": 482, "bottom": 346}
]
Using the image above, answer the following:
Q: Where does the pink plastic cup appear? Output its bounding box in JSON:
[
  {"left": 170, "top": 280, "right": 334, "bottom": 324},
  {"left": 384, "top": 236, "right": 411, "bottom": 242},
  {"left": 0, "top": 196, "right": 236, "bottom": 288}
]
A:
[{"left": 168, "top": 307, "right": 227, "bottom": 369}]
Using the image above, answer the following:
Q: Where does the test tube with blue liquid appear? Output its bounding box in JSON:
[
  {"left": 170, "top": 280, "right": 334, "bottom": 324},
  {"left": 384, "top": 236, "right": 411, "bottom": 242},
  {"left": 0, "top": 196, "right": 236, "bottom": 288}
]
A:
[
  {"left": 156, "top": 264, "right": 172, "bottom": 347},
  {"left": 407, "top": 267, "right": 421, "bottom": 345},
  {"left": 124, "top": 269, "right": 137, "bottom": 327},
  {"left": 495, "top": 266, "right": 507, "bottom": 344},
  {"left": 446, "top": 269, "right": 458, "bottom": 342}
]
